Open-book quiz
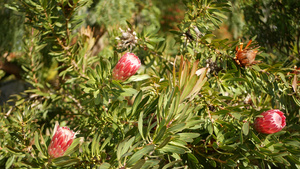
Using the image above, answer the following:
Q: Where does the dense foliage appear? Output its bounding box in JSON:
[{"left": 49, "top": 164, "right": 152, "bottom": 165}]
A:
[{"left": 0, "top": 0, "right": 300, "bottom": 168}]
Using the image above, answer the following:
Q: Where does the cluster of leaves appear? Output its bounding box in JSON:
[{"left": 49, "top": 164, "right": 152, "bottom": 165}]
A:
[
  {"left": 0, "top": 0, "right": 300, "bottom": 168},
  {"left": 241, "top": 0, "right": 300, "bottom": 56}
]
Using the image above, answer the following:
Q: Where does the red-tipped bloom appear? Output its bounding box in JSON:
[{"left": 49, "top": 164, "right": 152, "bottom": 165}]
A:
[
  {"left": 48, "top": 125, "right": 76, "bottom": 158},
  {"left": 112, "top": 53, "right": 141, "bottom": 81},
  {"left": 254, "top": 109, "right": 286, "bottom": 134}
]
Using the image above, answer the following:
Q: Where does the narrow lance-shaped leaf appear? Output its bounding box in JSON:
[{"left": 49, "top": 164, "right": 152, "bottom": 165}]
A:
[
  {"left": 100, "top": 135, "right": 112, "bottom": 152},
  {"left": 34, "top": 131, "right": 46, "bottom": 158},
  {"left": 117, "top": 136, "right": 135, "bottom": 160},
  {"left": 180, "top": 75, "right": 198, "bottom": 102},
  {"left": 5, "top": 155, "right": 15, "bottom": 169},
  {"left": 180, "top": 60, "right": 189, "bottom": 90},
  {"left": 188, "top": 68, "right": 207, "bottom": 100},
  {"left": 131, "top": 91, "right": 143, "bottom": 117},
  {"left": 278, "top": 72, "right": 289, "bottom": 88},
  {"left": 52, "top": 156, "right": 80, "bottom": 167},
  {"left": 242, "top": 122, "right": 249, "bottom": 136},
  {"left": 138, "top": 111, "right": 145, "bottom": 140},
  {"left": 64, "top": 138, "right": 81, "bottom": 156},
  {"left": 153, "top": 126, "right": 166, "bottom": 144},
  {"left": 126, "top": 144, "right": 155, "bottom": 167},
  {"left": 91, "top": 133, "right": 99, "bottom": 157}
]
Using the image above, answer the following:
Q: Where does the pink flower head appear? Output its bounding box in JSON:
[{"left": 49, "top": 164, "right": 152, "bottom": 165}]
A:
[
  {"left": 48, "top": 125, "right": 76, "bottom": 158},
  {"left": 112, "top": 53, "right": 141, "bottom": 81},
  {"left": 254, "top": 109, "right": 286, "bottom": 134}
]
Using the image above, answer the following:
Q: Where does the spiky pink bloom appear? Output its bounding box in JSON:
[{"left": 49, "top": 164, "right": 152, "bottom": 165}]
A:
[
  {"left": 254, "top": 109, "right": 286, "bottom": 134},
  {"left": 48, "top": 126, "right": 76, "bottom": 158},
  {"left": 112, "top": 53, "right": 141, "bottom": 81}
]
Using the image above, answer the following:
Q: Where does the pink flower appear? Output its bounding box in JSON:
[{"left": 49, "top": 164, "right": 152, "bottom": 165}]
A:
[
  {"left": 48, "top": 125, "right": 76, "bottom": 158},
  {"left": 112, "top": 53, "right": 141, "bottom": 81},
  {"left": 254, "top": 109, "right": 286, "bottom": 134}
]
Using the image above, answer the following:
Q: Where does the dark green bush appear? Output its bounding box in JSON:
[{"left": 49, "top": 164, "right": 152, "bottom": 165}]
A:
[{"left": 0, "top": 0, "right": 299, "bottom": 168}]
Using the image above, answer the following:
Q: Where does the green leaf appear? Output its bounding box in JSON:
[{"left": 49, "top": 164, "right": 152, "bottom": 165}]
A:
[
  {"left": 141, "top": 159, "right": 160, "bottom": 168},
  {"left": 227, "top": 159, "right": 237, "bottom": 167},
  {"left": 157, "top": 136, "right": 172, "bottom": 149},
  {"left": 209, "top": 159, "right": 217, "bottom": 167},
  {"left": 284, "top": 140, "right": 300, "bottom": 147},
  {"left": 168, "top": 123, "right": 186, "bottom": 133},
  {"left": 162, "top": 160, "right": 182, "bottom": 169},
  {"left": 64, "top": 138, "right": 81, "bottom": 156},
  {"left": 240, "top": 130, "right": 244, "bottom": 144},
  {"left": 54, "top": 22, "right": 63, "bottom": 27},
  {"left": 5, "top": 146, "right": 23, "bottom": 155},
  {"left": 120, "top": 88, "right": 138, "bottom": 96},
  {"left": 34, "top": 132, "right": 46, "bottom": 157},
  {"left": 207, "top": 122, "right": 214, "bottom": 135},
  {"left": 201, "top": 34, "right": 216, "bottom": 40},
  {"left": 100, "top": 135, "right": 112, "bottom": 152},
  {"left": 251, "top": 131, "right": 261, "bottom": 143},
  {"left": 242, "top": 122, "right": 249, "bottom": 136},
  {"left": 5, "top": 155, "right": 14, "bottom": 169},
  {"left": 225, "top": 77, "right": 247, "bottom": 82},
  {"left": 131, "top": 91, "right": 143, "bottom": 116},
  {"left": 118, "top": 136, "right": 135, "bottom": 160},
  {"left": 87, "top": 68, "right": 96, "bottom": 81},
  {"left": 146, "top": 43, "right": 155, "bottom": 50},
  {"left": 180, "top": 75, "right": 198, "bottom": 102},
  {"left": 132, "top": 159, "right": 146, "bottom": 169},
  {"left": 99, "top": 163, "right": 111, "bottom": 169},
  {"left": 187, "top": 153, "right": 199, "bottom": 163},
  {"left": 138, "top": 111, "right": 145, "bottom": 140},
  {"left": 179, "top": 62, "right": 188, "bottom": 89},
  {"left": 90, "top": 133, "right": 102, "bottom": 157},
  {"left": 95, "top": 64, "right": 102, "bottom": 80},
  {"left": 278, "top": 72, "right": 289, "bottom": 88},
  {"left": 91, "top": 133, "right": 98, "bottom": 156},
  {"left": 292, "top": 95, "right": 300, "bottom": 106},
  {"left": 126, "top": 145, "right": 155, "bottom": 167},
  {"left": 94, "top": 90, "right": 101, "bottom": 105},
  {"left": 212, "top": 11, "right": 227, "bottom": 19},
  {"left": 286, "top": 155, "right": 300, "bottom": 165},
  {"left": 52, "top": 156, "right": 80, "bottom": 167},
  {"left": 151, "top": 37, "right": 165, "bottom": 42},
  {"left": 189, "top": 74, "right": 207, "bottom": 100},
  {"left": 4, "top": 4, "right": 19, "bottom": 11},
  {"left": 269, "top": 151, "right": 289, "bottom": 157},
  {"left": 126, "top": 74, "right": 151, "bottom": 82},
  {"left": 126, "top": 20, "right": 133, "bottom": 29},
  {"left": 83, "top": 87, "right": 93, "bottom": 93},
  {"left": 178, "top": 133, "right": 200, "bottom": 142},
  {"left": 160, "top": 144, "right": 186, "bottom": 154},
  {"left": 154, "top": 126, "right": 166, "bottom": 144}
]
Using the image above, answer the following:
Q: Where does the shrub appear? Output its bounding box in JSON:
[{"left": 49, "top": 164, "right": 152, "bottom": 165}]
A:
[{"left": 0, "top": 0, "right": 299, "bottom": 168}]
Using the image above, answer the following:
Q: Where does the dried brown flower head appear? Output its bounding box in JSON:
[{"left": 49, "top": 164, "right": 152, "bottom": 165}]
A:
[{"left": 234, "top": 40, "right": 259, "bottom": 67}]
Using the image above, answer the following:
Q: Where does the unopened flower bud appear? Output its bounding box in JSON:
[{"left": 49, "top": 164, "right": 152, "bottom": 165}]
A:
[
  {"left": 254, "top": 109, "right": 286, "bottom": 134},
  {"left": 48, "top": 125, "right": 76, "bottom": 158},
  {"left": 112, "top": 53, "right": 141, "bottom": 81}
]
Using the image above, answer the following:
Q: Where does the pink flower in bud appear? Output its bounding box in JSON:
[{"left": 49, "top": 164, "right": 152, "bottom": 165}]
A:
[
  {"left": 112, "top": 53, "right": 141, "bottom": 81},
  {"left": 254, "top": 109, "right": 286, "bottom": 134},
  {"left": 48, "top": 125, "right": 76, "bottom": 158}
]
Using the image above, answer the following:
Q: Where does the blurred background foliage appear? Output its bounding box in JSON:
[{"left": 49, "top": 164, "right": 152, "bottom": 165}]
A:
[{"left": 0, "top": 0, "right": 300, "bottom": 168}]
